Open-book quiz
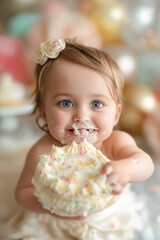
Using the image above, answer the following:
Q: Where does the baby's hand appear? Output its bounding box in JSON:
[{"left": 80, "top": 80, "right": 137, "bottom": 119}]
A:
[
  {"left": 50, "top": 212, "right": 88, "bottom": 220},
  {"left": 102, "top": 161, "right": 130, "bottom": 195}
]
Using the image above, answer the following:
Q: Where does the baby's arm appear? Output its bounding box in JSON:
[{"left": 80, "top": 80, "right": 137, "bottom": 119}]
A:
[
  {"left": 15, "top": 142, "right": 48, "bottom": 213},
  {"left": 15, "top": 137, "right": 86, "bottom": 220},
  {"left": 102, "top": 130, "right": 154, "bottom": 194}
]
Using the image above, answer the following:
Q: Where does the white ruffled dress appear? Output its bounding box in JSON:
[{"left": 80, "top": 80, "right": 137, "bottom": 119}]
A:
[{"left": 0, "top": 185, "right": 143, "bottom": 240}]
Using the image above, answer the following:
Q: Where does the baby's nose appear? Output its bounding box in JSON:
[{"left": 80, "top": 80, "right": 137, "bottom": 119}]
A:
[{"left": 73, "top": 106, "right": 89, "bottom": 122}]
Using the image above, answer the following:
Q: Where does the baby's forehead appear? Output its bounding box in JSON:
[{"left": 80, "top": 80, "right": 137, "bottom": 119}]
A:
[
  {"left": 43, "top": 58, "right": 117, "bottom": 99},
  {"left": 47, "top": 59, "right": 105, "bottom": 78},
  {"left": 45, "top": 60, "right": 114, "bottom": 95},
  {"left": 44, "top": 63, "right": 114, "bottom": 99},
  {"left": 46, "top": 60, "right": 108, "bottom": 84}
]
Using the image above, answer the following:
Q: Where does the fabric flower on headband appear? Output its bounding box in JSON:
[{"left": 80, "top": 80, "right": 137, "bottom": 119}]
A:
[{"left": 35, "top": 38, "right": 66, "bottom": 65}]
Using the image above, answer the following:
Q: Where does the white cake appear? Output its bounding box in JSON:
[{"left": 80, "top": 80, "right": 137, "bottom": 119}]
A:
[
  {"left": 0, "top": 73, "right": 26, "bottom": 107},
  {"left": 32, "top": 140, "right": 118, "bottom": 217}
]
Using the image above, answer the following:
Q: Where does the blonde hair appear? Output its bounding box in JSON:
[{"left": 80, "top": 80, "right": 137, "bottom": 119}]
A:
[{"left": 32, "top": 39, "right": 124, "bottom": 131}]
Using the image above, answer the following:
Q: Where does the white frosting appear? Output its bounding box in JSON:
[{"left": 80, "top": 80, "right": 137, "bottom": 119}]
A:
[
  {"left": 32, "top": 140, "right": 118, "bottom": 217},
  {"left": 0, "top": 73, "right": 26, "bottom": 106}
]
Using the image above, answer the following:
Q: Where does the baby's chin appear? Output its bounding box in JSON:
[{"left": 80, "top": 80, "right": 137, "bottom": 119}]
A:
[{"left": 59, "top": 135, "right": 98, "bottom": 145}]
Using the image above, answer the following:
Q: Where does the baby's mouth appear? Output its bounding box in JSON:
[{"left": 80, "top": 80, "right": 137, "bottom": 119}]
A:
[{"left": 66, "top": 128, "right": 97, "bottom": 136}]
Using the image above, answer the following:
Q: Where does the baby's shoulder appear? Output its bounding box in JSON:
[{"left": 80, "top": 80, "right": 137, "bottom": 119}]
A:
[
  {"left": 108, "top": 130, "right": 134, "bottom": 142},
  {"left": 27, "top": 134, "right": 55, "bottom": 161},
  {"left": 103, "top": 130, "right": 136, "bottom": 156},
  {"left": 103, "top": 130, "right": 136, "bottom": 159}
]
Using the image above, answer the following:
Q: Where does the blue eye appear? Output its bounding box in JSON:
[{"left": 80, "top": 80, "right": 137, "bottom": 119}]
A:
[
  {"left": 91, "top": 101, "right": 103, "bottom": 109},
  {"left": 60, "top": 100, "right": 73, "bottom": 108}
]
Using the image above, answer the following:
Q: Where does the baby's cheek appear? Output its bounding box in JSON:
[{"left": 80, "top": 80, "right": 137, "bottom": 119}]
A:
[
  {"left": 100, "top": 118, "right": 114, "bottom": 131},
  {"left": 52, "top": 111, "right": 66, "bottom": 124},
  {"left": 52, "top": 119, "right": 65, "bottom": 131}
]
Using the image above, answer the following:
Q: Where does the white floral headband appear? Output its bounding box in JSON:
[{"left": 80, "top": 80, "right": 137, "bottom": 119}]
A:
[{"left": 34, "top": 38, "right": 66, "bottom": 65}]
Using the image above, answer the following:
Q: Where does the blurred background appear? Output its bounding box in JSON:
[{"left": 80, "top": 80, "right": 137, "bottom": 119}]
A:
[{"left": 0, "top": 0, "right": 160, "bottom": 239}]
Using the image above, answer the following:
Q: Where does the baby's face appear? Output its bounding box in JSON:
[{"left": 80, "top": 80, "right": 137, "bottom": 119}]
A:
[{"left": 41, "top": 60, "right": 121, "bottom": 147}]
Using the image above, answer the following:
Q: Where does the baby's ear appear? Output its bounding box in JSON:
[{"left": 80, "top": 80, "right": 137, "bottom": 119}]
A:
[
  {"left": 114, "top": 104, "right": 122, "bottom": 126},
  {"left": 39, "top": 108, "right": 47, "bottom": 123}
]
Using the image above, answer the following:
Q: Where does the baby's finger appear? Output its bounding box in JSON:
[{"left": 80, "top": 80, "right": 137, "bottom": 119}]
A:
[
  {"left": 111, "top": 186, "right": 124, "bottom": 195},
  {"left": 107, "top": 173, "right": 118, "bottom": 183},
  {"left": 106, "top": 174, "right": 123, "bottom": 194},
  {"left": 101, "top": 164, "right": 113, "bottom": 175}
]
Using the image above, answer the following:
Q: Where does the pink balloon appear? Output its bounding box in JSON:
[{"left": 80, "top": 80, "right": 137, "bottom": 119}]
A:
[
  {"left": 0, "top": 35, "right": 23, "bottom": 57},
  {"left": 0, "top": 35, "right": 31, "bottom": 84}
]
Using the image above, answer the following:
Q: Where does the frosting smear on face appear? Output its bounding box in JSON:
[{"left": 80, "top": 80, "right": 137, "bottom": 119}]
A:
[{"left": 32, "top": 140, "right": 118, "bottom": 217}]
